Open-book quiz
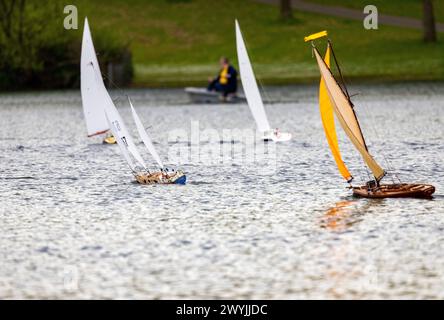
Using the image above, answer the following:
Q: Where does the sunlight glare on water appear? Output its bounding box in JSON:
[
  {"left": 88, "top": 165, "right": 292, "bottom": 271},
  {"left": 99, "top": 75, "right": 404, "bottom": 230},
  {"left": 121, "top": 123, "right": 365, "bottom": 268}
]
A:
[{"left": 0, "top": 83, "right": 443, "bottom": 299}]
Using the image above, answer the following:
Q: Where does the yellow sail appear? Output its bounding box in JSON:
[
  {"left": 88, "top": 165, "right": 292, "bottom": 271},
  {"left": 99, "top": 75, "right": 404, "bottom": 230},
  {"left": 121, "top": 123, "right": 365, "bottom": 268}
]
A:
[
  {"left": 314, "top": 46, "right": 385, "bottom": 181},
  {"left": 319, "top": 46, "right": 353, "bottom": 182}
]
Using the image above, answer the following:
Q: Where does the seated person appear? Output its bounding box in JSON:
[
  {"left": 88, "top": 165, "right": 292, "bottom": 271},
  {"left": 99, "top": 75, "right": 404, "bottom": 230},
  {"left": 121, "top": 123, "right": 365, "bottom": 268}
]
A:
[{"left": 207, "top": 57, "right": 238, "bottom": 97}]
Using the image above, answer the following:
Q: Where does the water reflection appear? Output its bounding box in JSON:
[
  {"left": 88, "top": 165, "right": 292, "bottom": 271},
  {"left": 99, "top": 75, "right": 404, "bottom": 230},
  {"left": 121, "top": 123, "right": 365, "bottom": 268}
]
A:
[
  {"left": 320, "top": 200, "right": 360, "bottom": 231},
  {"left": 320, "top": 199, "right": 388, "bottom": 231},
  {"left": 0, "top": 85, "right": 443, "bottom": 299}
]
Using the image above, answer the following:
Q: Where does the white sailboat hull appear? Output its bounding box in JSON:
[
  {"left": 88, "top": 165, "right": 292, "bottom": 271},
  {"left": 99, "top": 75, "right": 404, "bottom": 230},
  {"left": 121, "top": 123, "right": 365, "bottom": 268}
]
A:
[{"left": 262, "top": 130, "right": 292, "bottom": 142}]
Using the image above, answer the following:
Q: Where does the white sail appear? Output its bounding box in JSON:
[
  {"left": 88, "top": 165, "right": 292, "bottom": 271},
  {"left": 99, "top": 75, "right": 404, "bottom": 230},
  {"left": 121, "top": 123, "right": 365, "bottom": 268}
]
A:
[
  {"left": 129, "top": 99, "right": 164, "bottom": 168},
  {"left": 81, "top": 17, "right": 109, "bottom": 137},
  {"left": 235, "top": 20, "right": 271, "bottom": 133},
  {"left": 105, "top": 112, "right": 137, "bottom": 172},
  {"left": 101, "top": 94, "right": 147, "bottom": 171}
]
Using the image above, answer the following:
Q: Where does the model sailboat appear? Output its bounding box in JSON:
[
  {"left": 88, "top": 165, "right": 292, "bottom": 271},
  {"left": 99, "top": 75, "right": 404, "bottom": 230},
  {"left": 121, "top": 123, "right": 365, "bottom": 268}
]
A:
[
  {"left": 81, "top": 18, "right": 116, "bottom": 144},
  {"left": 81, "top": 18, "right": 185, "bottom": 184},
  {"left": 305, "top": 31, "right": 434, "bottom": 198},
  {"left": 105, "top": 97, "right": 186, "bottom": 185},
  {"left": 235, "top": 20, "right": 292, "bottom": 142}
]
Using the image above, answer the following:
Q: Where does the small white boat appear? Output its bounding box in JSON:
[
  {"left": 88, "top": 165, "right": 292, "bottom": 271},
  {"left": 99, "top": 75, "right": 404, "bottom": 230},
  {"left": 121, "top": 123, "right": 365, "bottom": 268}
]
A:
[
  {"left": 185, "top": 87, "right": 246, "bottom": 104},
  {"left": 80, "top": 18, "right": 116, "bottom": 144},
  {"left": 235, "top": 20, "right": 292, "bottom": 143}
]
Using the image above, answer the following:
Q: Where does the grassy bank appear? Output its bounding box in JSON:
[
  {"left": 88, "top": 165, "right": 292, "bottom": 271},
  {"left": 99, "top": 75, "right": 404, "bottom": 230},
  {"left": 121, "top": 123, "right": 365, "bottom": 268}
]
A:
[
  {"left": 306, "top": 0, "right": 444, "bottom": 22},
  {"left": 72, "top": 0, "right": 444, "bottom": 87}
]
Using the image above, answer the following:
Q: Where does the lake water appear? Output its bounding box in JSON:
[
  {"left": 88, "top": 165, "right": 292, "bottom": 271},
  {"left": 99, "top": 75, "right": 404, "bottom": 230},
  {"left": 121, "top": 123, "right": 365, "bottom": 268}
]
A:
[{"left": 0, "top": 83, "right": 443, "bottom": 299}]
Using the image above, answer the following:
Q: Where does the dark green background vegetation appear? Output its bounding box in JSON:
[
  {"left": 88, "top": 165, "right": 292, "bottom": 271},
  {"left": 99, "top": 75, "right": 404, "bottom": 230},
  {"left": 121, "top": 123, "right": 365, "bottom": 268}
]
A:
[{"left": 0, "top": 0, "right": 442, "bottom": 90}]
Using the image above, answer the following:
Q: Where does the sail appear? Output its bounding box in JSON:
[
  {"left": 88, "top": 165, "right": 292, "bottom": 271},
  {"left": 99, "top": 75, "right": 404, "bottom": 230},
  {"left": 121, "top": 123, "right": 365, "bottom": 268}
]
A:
[
  {"left": 82, "top": 18, "right": 146, "bottom": 171},
  {"left": 80, "top": 18, "right": 109, "bottom": 137},
  {"left": 314, "top": 47, "right": 385, "bottom": 181},
  {"left": 319, "top": 46, "right": 353, "bottom": 182},
  {"left": 101, "top": 94, "right": 147, "bottom": 171},
  {"left": 235, "top": 20, "right": 271, "bottom": 133},
  {"left": 129, "top": 99, "right": 164, "bottom": 168},
  {"left": 105, "top": 112, "right": 137, "bottom": 172}
]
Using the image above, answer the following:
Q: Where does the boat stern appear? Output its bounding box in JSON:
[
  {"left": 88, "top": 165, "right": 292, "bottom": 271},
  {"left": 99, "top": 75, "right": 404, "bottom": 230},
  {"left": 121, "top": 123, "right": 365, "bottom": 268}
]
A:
[{"left": 172, "top": 174, "right": 187, "bottom": 185}]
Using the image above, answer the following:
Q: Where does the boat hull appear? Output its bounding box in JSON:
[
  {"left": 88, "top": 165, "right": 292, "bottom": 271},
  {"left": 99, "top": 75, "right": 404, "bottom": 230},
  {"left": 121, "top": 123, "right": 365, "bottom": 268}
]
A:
[
  {"left": 352, "top": 183, "right": 435, "bottom": 199},
  {"left": 185, "top": 87, "right": 246, "bottom": 104},
  {"left": 135, "top": 171, "right": 186, "bottom": 185},
  {"left": 262, "top": 131, "right": 292, "bottom": 142}
]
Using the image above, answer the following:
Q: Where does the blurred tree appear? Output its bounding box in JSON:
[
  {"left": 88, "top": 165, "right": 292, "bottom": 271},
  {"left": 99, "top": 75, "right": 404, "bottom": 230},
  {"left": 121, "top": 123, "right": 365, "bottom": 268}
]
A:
[
  {"left": 422, "top": 0, "right": 437, "bottom": 42},
  {"left": 280, "top": 0, "right": 293, "bottom": 21},
  {"left": 0, "top": 0, "right": 133, "bottom": 90},
  {"left": 0, "top": 0, "right": 68, "bottom": 88}
]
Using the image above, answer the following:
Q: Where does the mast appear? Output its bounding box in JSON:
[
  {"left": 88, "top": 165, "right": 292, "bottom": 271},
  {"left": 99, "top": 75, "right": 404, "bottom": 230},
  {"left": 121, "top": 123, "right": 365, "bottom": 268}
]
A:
[
  {"left": 328, "top": 40, "right": 351, "bottom": 101},
  {"left": 328, "top": 41, "right": 370, "bottom": 152}
]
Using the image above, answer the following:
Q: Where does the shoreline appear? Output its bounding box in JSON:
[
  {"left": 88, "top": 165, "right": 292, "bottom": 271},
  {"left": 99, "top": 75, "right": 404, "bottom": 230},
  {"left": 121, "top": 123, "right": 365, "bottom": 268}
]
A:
[
  {"left": 1, "top": 79, "right": 443, "bottom": 94},
  {"left": 131, "top": 76, "right": 444, "bottom": 89}
]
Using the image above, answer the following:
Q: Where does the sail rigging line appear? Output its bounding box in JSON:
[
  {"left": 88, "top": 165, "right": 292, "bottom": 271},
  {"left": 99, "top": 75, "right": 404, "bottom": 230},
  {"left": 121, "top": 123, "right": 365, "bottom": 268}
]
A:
[
  {"left": 334, "top": 56, "right": 398, "bottom": 183},
  {"left": 235, "top": 23, "right": 272, "bottom": 106},
  {"left": 102, "top": 67, "right": 161, "bottom": 160},
  {"left": 101, "top": 71, "right": 128, "bottom": 105},
  {"left": 328, "top": 40, "right": 351, "bottom": 101},
  {"left": 105, "top": 105, "right": 149, "bottom": 173},
  {"left": 102, "top": 70, "right": 165, "bottom": 172},
  {"left": 103, "top": 70, "right": 160, "bottom": 166},
  {"left": 128, "top": 96, "right": 164, "bottom": 169},
  {"left": 328, "top": 42, "right": 370, "bottom": 153},
  {"left": 362, "top": 157, "right": 372, "bottom": 183},
  {"left": 331, "top": 60, "right": 396, "bottom": 183},
  {"left": 357, "top": 95, "right": 402, "bottom": 184},
  {"left": 235, "top": 20, "right": 272, "bottom": 133},
  {"left": 102, "top": 72, "right": 155, "bottom": 138},
  {"left": 256, "top": 71, "right": 273, "bottom": 105},
  {"left": 89, "top": 63, "right": 126, "bottom": 130},
  {"left": 253, "top": 57, "right": 273, "bottom": 105},
  {"left": 91, "top": 63, "right": 148, "bottom": 171}
]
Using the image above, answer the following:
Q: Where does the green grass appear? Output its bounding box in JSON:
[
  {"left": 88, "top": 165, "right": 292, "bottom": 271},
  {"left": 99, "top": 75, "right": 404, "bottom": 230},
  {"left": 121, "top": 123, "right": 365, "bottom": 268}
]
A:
[
  {"left": 71, "top": 0, "right": 444, "bottom": 87},
  {"left": 306, "top": 0, "right": 444, "bottom": 23}
]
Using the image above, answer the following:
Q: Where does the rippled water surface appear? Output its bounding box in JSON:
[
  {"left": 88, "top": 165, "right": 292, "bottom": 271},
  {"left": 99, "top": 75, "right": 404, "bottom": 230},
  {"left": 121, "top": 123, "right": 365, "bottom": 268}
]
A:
[{"left": 0, "top": 83, "right": 443, "bottom": 299}]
